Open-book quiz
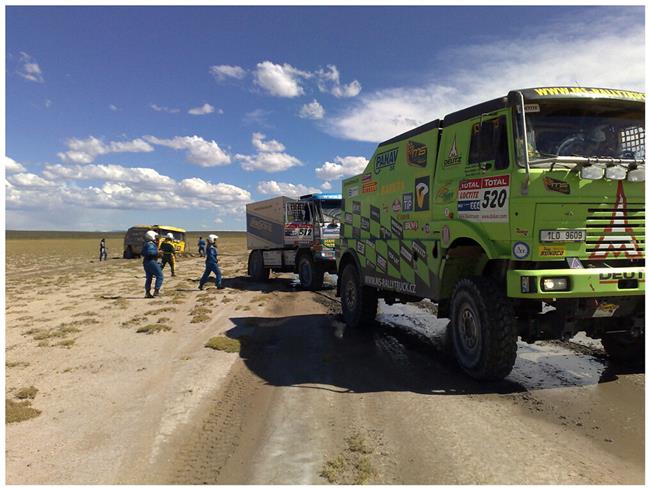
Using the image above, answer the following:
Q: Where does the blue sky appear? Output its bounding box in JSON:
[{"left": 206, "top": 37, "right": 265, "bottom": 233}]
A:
[{"left": 5, "top": 5, "right": 645, "bottom": 231}]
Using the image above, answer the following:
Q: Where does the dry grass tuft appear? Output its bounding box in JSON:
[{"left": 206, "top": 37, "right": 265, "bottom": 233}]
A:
[
  {"left": 6, "top": 399, "right": 41, "bottom": 424},
  {"left": 14, "top": 386, "right": 38, "bottom": 400},
  {"left": 56, "top": 338, "right": 76, "bottom": 348},
  {"left": 6, "top": 361, "right": 30, "bottom": 369},
  {"left": 136, "top": 324, "right": 172, "bottom": 334},
  {"left": 320, "top": 432, "right": 376, "bottom": 484},
  {"left": 204, "top": 336, "right": 240, "bottom": 353}
]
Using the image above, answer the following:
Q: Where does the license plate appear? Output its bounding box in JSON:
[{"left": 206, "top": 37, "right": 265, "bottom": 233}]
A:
[{"left": 540, "top": 229, "right": 585, "bottom": 242}]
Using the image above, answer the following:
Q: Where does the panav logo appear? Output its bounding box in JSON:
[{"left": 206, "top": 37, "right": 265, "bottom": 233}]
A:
[
  {"left": 443, "top": 134, "right": 462, "bottom": 166},
  {"left": 407, "top": 140, "right": 427, "bottom": 167},
  {"left": 374, "top": 148, "right": 398, "bottom": 173},
  {"left": 589, "top": 181, "right": 642, "bottom": 259},
  {"left": 415, "top": 176, "right": 430, "bottom": 211}
]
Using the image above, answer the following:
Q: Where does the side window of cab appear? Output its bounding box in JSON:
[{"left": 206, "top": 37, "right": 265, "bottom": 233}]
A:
[{"left": 469, "top": 116, "right": 509, "bottom": 170}]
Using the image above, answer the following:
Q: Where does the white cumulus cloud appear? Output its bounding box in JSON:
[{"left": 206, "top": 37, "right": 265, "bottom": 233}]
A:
[
  {"left": 299, "top": 99, "right": 325, "bottom": 120},
  {"left": 315, "top": 156, "right": 369, "bottom": 181},
  {"left": 316, "top": 65, "right": 361, "bottom": 98},
  {"left": 253, "top": 61, "right": 311, "bottom": 98},
  {"left": 188, "top": 103, "right": 216, "bottom": 116},
  {"left": 5, "top": 156, "right": 26, "bottom": 174},
  {"left": 144, "top": 135, "right": 231, "bottom": 167},
  {"left": 327, "top": 9, "right": 644, "bottom": 142},
  {"left": 257, "top": 180, "right": 321, "bottom": 198},
  {"left": 43, "top": 163, "right": 176, "bottom": 190},
  {"left": 150, "top": 103, "right": 180, "bottom": 114},
  {"left": 237, "top": 152, "right": 301, "bottom": 173},
  {"left": 57, "top": 136, "right": 154, "bottom": 164},
  {"left": 209, "top": 64, "right": 247, "bottom": 81},
  {"left": 251, "top": 132, "right": 285, "bottom": 153},
  {"left": 8, "top": 172, "right": 55, "bottom": 188}
]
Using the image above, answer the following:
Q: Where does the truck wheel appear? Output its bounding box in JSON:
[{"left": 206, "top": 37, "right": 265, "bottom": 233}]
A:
[
  {"left": 450, "top": 277, "right": 517, "bottom": 380},
  {"left": 340, "top": 264, "right": 378, "bottom": 328},
  {"left": 124, "top": 247, "right": 133, "bottom": 259},
  {"left": 602, "top": 332, "right": 644, "bottom": 366},
  {"left": 248, "top": 250, "right": 269, "bottom": 281},
  {"left": 298, "top": 254, "right": 324, "bottom": 290}
]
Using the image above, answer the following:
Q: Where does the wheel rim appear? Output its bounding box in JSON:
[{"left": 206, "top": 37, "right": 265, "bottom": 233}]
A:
[
  {"left": 456, "top": 303, "right": 481, "bottom": 367},
  {"left": 300, "top": 260, "right": 312, "bottom": 286},
  {"left": 344, "top": 277, "right": 357, "bottom": 310}
]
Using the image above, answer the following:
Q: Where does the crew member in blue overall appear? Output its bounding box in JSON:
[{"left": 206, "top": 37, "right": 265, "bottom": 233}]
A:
[
  {"left": 199, "top": 234, "right": 223, "bottom": 290},
  {"left": 198, "top": 236, "right": 206, "bottom": 257},
  {"left": 141, "top": 230, "right": 163, "bottom": 298}
]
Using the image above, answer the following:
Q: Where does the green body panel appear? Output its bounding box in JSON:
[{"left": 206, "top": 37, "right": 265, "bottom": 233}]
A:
[{"left": 339, "top": 88, "right": 645, "bottom": 302}]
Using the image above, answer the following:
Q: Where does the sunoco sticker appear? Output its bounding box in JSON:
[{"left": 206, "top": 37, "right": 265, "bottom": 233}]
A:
[{"left": 457, "top": 175, "right": 509, "bottom": 223}]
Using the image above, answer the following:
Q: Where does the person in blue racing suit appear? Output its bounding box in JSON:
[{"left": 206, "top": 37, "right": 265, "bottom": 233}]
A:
[
  {"left": 141, "top": 230, "right": 163, "bottom": 298},
  {"left": 198, "top": 234, "right": 223, "bottom": 290}
]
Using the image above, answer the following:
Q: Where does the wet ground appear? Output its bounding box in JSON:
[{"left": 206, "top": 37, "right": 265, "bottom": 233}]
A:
[{"left": 155, "top": 274, "right": 644, "bottom": 484}]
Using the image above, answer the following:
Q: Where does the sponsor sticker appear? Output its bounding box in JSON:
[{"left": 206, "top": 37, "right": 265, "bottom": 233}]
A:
[
  {"left": 380, "top": 226, "right": 392, "bottom": 239},
  {"left": 593, "top": 303, "right": 620, "bottom": 318},
  {"left": 512, "top": 241, "right": 530, "bottom": 259},
  {"left": 366, "top": 239, "right": 376, "bottom": 249},
  {"left": 376, "top": 253, "right": 387, "bottom": 273},
  {"left": 402, "top": 193, "right": 413, "bottom": 212},
  {"left": 352, "top": 201, "right": 361, "bottom": 215},
  {"left": 344, "top": 212, "right": 353, "bottom": 225},
  {"left": 360, "top": 216, "right": 370, "bottom": 231},
  {"left": 362, "top": 181, "right": 378, "bottom": 193},
  {"left": 323, "top": 239, "right": 336, "bottom": 249},
  {"left": 415, "top": 176, "right": 430, "bottom": 212},
  {"left": 381, "top": 181, "right": 405, "bottom": 194},
  {"left": 356, "top": 240, "right": 366, "bottom": 256},
  {"left": 543, "top": 177, "right": 570, "bottom": 195},
  {"left": 375, "top": 148, "right": 398, "bottom": 173},
  {"left": 399, "top": 243, "right": 413, "bottom": 266},
  {"left": 443, "top": 134, "right": 462, "bottom": 166},
  {"left": 352, "top": 227, "right": 361, "bottom": 239},
  {"left": 539, "top": 245, "right": 566, "bottom": 258},
  {"left": 407, "top": 140, "right": 427, "bottom": 167},
  {"left": 434, "top": 184, "right": 453, "bottom": 203},
  {"left": 404, "top": 221, "right": 419, "bottom": 231},
  {"left": 370, "top": 205, "right": 381, "bottom": 222},
  {"left": 441, "top": 225, "right": 451, "bottom": 245},
  {"left": 411, "top": 240, "right": 427, "bottom": 263},
  {"left": 365, "top": 275, "right": 416, "bottom": 295},
  {"left": 457, "top": 175, "right": 509, "bottom": 223},
  {"left": 390, "top": 217, "right": 404, "bottom": 239},
  {"left": 347, "top": 186, "right": 359, "bottom": 197},
  {"left": 387, "top": 248, "right": 401, "bottom": 270},
  {"left": 515, "top": 227, "right": 529, "bottom": 237},
  {"left": 392, "top": 199, "right": 402, "bottom": 213}
]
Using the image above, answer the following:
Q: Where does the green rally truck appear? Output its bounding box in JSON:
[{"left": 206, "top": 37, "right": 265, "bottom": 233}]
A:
[{"left": 337, "top": 86, "right": 645, "bottom": 380}]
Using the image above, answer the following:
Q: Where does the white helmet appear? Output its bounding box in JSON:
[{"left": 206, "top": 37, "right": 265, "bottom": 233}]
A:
[
  {"left": 208, "top": 234, "right": 219, "bottom": 244},
  {"left": 166, "top": 232, "right": 174, "bottom": 239},
  {"left": 145, "top": 230, "right": 158, "bottom": 242}
]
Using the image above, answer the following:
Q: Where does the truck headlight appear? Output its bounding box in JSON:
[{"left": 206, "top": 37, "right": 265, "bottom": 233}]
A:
[
  {"left": 628, "top": 166, "right": 645, "bottom": 182},
  {"left": 541, "top": 277, "right": 569, "bottom": 292},
  {"left": 605, "top": 165, "right": 627, "bottom": 180},
  {"left": 580, "top": 165, "right": 605, "bottom": 180}
]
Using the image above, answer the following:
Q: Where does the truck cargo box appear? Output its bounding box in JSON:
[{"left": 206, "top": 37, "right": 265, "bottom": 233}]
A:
[{"left": 246, "top": 196, "right": 315, "bottom": 250}]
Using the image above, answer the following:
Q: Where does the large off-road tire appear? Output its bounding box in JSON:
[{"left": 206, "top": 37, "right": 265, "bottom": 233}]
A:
[
  {"left": 602, "top": 332, "right": 644, "bottom": 366},
  {"left": 298, "top": 254, "right": 324, "bottom": 290},
  {"left": 340, "top": 263, "right": 378, "bottom": 328},
  {"left": 248, "top": 250, "right": 270, "bottom": 281},
  {"left": 124, "top": 247, "right": 134, "bottom": 259},
  {"left": 450, "top": 277, "right": 518, "bottom": 380}
]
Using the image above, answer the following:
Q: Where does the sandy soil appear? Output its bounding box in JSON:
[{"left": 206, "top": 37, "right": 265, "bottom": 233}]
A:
[{"left": 5, "top": 243, "right": 645, "bottom": 484}]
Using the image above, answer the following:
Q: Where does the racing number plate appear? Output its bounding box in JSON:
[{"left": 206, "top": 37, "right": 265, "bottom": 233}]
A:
[{"left": 540, "top": 229, "right": 586, "bottom": 242}]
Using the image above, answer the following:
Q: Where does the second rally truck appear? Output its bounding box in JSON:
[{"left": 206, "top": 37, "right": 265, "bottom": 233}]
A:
[{"left": 337, "top": 86, "right": 645, "bottom": 380}]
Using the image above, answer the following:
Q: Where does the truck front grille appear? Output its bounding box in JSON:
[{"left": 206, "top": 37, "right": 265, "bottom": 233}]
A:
[{"left": 585, "top": 205, "right": 645, "bottom": 259}]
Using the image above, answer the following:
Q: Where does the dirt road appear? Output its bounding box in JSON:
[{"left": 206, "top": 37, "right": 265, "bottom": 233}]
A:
[{"left": 5, "top": 246, "right": 644, "bottom": 484}]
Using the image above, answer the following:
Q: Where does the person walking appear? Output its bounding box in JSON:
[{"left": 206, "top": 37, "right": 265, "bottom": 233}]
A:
[
  {"left": 99, "top": 238, "right": 108, "bottom": 261},
  {"left": 198, "top": 236, "right": 206, "bottom": 257},
  {"left": 141, "top": 230, "right": 163, "bottom": 298},
  {"left": 160, "top": 233, "right": 177, "bottom": 277},
  {"left": 198, "top": 234, "right": 223, "bottom": 290}
]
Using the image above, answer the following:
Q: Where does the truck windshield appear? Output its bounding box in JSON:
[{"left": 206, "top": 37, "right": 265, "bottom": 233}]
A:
[
  {"left": 316, "top": 200, "right": 342, "bottom": 223},
  {"left": 524, "top": 100, "right": 645, "bottom": 162}
]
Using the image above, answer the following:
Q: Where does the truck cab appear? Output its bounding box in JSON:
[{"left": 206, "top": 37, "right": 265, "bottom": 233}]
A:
[
  {"left": 337, "top": 86, "right": 645, "bottom": 380},
  {"left": 247, "top": 193, "right": 342, "bottom": 289}
]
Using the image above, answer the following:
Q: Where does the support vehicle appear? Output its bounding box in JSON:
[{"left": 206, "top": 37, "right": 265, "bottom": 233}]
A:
[
  {"left": 247, "top": 193, "right": 342, "bottom": 289},
  {"left": 337, "top": 86, "right": 645, "bottom": 380},
  {"left": 123, "top": 225, "right": 186, "bottom": 258}
]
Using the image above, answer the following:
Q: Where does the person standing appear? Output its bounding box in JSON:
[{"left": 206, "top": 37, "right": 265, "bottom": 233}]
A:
[
  {"left": 141, "top": 230, "right": 163, "bottom": 298},
  {"left": 160, "top": 233, "right": 177, "bottom": 277},
  {"left": 198, "top": 236, "right": 206, "bottom": 257},
  {"left": 198, "top": 234, "right": 223, "bottom": 290},
  {"left": 99, "top": 238, "right": 108, "bottom": 261}
]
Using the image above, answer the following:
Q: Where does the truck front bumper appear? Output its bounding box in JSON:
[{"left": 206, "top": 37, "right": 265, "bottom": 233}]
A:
[{"left": 507, "top": 267, "right": 645, "bottom": 299}]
